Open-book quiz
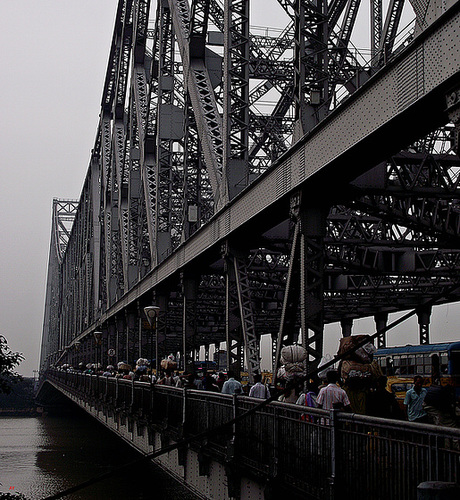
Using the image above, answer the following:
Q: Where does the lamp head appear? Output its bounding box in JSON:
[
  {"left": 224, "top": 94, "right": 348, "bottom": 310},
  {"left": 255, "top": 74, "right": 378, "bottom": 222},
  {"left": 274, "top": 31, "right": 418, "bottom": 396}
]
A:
[{"left": 144, "top": 306, "right": 160, "bottom": 327}]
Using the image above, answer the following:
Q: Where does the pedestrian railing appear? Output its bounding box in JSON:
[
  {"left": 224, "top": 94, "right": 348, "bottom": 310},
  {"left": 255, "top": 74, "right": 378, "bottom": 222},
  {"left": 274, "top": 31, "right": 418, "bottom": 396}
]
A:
[{"left": 44, "top": 369, "right": 460, "bottom": 499}]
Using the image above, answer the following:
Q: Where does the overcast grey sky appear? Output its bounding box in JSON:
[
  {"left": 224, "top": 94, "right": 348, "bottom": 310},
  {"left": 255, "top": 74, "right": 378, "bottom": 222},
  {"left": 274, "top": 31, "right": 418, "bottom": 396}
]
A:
[
  {"left": 0, "top": 1, "right": 458, "bottom": 377},
  {"left": 0, "top": 1, "right": 117, "bottom": 377}
]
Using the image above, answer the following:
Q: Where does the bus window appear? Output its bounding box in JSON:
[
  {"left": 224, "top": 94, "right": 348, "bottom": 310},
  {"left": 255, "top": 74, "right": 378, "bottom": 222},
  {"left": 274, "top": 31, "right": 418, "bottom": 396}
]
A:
[
  {"left": 450, "top": 350, "right": 460, "bottom": 375},
  {"left": 431, "top": 353, "right": 440, "bottom": 380},
  {"left": 415, "top": 354, "right": 424, "bottom": 374},
  {"left": 440, "top": 352, "right": 448, "bottom": 374},
  {"left": 407, "top": 355, "right": 415, "bottom": 375},
  {"left": 400, "top": 355, "right": 408, "bottom": 375},
  {"left": 423, "top": 355, "right": 432, "bottom": 374},
  {"left": 393, "top": 355, "right": 401, "bottom": 375},
  {"left": 386, "top": 357, "right": 394, "bottom": 376}
]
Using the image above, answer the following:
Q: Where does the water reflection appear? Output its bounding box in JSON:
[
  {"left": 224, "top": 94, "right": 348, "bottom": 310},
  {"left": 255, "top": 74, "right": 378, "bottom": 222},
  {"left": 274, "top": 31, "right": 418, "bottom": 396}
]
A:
[{"left": 0, "top": 410, "right": 198, "bottom": 499}]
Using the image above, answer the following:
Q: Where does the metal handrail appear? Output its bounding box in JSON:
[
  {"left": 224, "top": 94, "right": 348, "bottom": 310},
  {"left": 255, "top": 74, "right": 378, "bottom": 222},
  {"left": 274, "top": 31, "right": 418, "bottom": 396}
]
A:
[{"left": 44, "top": 369, "right": 460, "bottom": 500}]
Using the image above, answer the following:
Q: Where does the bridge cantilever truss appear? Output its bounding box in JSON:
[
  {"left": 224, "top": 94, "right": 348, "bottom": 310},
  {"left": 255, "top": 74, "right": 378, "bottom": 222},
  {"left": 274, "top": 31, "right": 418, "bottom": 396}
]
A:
[{"left": 41, "top": 0, "right": 460, "bottom": 381}]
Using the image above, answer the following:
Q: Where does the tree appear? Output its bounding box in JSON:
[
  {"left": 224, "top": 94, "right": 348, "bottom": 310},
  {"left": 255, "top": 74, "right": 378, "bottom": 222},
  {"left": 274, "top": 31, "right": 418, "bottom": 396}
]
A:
[
  {"left": 0, "top": 493, "right": 29, "bottom": 499},
  {"left": 0, "top": 335, "right": 24, "bottom": 394}
]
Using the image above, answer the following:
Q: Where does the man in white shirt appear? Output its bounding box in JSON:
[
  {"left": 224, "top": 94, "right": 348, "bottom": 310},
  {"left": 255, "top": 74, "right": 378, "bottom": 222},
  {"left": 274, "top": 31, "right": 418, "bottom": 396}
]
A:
[
  {"left": 221, "top": 371, "right": 243, "bottom": 395},
  {"left": 249, "top": 373, "right": 270, "bottom": 399},
  {"left": 316, "top": 370, "right": 351, "bottom": 411}
]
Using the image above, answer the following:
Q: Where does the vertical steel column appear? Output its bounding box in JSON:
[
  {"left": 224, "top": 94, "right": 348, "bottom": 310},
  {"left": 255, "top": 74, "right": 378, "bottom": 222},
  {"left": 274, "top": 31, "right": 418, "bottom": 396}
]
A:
[
  {"left": 126, "top": 88, "right": 143, "bottom": 290},
  {"left": 274, "top": 191, "right": 327, "bottom": 376},
  {"left": 378, "top": 0, "right": 405, "bottom": 66},
  {"left": 374, "top": 312, "right": 388, "bottom": 349},
  {"left": 223, "top": 0, "right": 250, "bottom": 200},
  {"left": 224, "top": 243, "right": 244, "bottom": 376},
  {"left": 417, "top": 304, "right": 432, "bottom": 345},
  {"left": 114, "top": 1, "right": 134, "bottom": 298},
  {"left": 293, "top": 0, "right": 306, "bottom": 139},
  {"left": 90, "top": 155, "right": 102, "bottom": 316},
  {"left": 137, "top": 302, "right": 143, "bottom": 360},
  {"left": 293, "top": 0, "right": 329, "bottom": 138},
  {"left": 101, "top": 111, "right": 114, "bottom": 308},
  {"left": 126, "top": 311, "right": 137, "bottom": 366},
  {"left": 153, "top": 292, "right": 168, "bottom": 370},
  {"left": 141, "top": 4, "right": 159, "bottom": 268},
  {"left": 232, "top": 250, "right": 261, "bottom": 382},
  {"left": 340, "top": 318, "right": 353, "bottom": 338},
  {"left": 370, "top": 0, "right": 382, "bottom": 62},
  {"left": 182, "top": 272, "right": 198, "bottom": 372},
  {"left": 155, "top": 0, "right": 176, "bottom": 262},
  {"left": 274, "top": 206, "right": 302, "bottom": 377},
  {"left": 116, "top": 315, "right": 127, "bottom": 362},
  {"left": 182, "top": 94, "right": 204, "bottom": 240},
  {"left": 101, "top": 326, "right": 109, "bottom": 369},
  {"left": 299, "top": 203, "right": 326, "bottom": 371},
  {"left": 108, "top": 322, "right": 117, "bottom": 368}
]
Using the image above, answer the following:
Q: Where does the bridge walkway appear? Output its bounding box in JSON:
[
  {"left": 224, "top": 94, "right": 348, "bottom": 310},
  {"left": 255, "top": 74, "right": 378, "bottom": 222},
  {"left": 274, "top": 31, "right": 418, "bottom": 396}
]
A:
[{"left": 38, "top": 370, "right": 460, "bottom": 500}]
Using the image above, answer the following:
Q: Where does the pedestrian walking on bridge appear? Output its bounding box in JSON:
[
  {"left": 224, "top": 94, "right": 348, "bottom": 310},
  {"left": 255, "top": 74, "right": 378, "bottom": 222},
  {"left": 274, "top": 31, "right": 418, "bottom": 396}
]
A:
[
  {"left": 249, "top": 373, "right": 270, "bottom": 399},
  {"left": 316, "top": 370, "right": 351, "bottom": 411},
  {"left": 404, "top": 375, "right": 428, "bottom": 423},
  {"left": 221, "top": 371, "right": 243, "bottom": 395}
]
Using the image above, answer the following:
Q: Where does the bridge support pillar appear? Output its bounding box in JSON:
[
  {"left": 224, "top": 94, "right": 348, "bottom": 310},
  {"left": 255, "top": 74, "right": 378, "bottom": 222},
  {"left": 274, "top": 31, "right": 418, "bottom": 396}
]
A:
[
  {"left": 107, "top": 322, "right": 116, "bottom": 368},
  {"left": 224, "top": 243, "right": 261, "bottom": 383},
  {"left": 154, "top": 293, "right": 168, "bottom": 371},
  {"left": 223, "top": 243, "right": 244, "bottom": 377},
  {"left": 225, "top": 464, "right": 241, "bottom": 500},
  {"left": 116, "top": 315, "right": 127, "bottom": 363},
  {"left": 416, "top": 304, "right": 432, "bottom": 345},
  {"left": 340, "top": 318, "right": 353, "bottom": 338},
  {"left": 374, "top": 312, "right": 389, "bottom": 349},
  {"left": 274, "top": 191, "right": 328, "bottom": 375},
  {"left": 182, "top": 272, "right": 198, "bottom": 373},
  {"left": 198, "top": 448, "right": 211, "bottom": 476},
  {"left": 126, "top": 310, "right": 137, "bottom": 367}
]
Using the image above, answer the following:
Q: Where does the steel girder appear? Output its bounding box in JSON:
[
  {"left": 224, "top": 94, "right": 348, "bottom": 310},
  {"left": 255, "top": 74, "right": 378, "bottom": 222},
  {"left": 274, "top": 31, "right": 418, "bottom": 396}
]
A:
[
  {"left": 223, "top": 0, "right": 250, "bottom": 199},
  {"left": 40, "top": 0, "right": 460, "bottom": 374},
  {"left": 168, "top": 0, "right": 226, "bottom": 209},
  {"left": 41, "top": 200, "right": 78, "bottom": 370}
]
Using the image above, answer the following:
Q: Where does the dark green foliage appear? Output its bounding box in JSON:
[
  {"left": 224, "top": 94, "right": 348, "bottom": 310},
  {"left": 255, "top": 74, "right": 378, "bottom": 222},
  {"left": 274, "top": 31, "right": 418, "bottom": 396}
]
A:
[
  {"left": 0, "top": 335, "right": 24, "bottom": 394},
  {"left": 0, "top": 377, "right": 35, "bottom": 410},
  {"left": 0, "top": 493, "right": 29, "bottom": 499}
]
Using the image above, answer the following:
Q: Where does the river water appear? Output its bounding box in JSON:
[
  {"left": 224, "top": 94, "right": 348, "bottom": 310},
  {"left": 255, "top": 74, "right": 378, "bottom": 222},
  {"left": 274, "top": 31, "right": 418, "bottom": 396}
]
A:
[{"left": 0, "top": 410, "right": 198, "bottom": 500}]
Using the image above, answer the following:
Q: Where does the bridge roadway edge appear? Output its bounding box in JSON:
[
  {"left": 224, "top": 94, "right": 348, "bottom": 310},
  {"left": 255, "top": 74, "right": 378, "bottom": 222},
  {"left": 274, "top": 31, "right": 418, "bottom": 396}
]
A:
[
  {"left": 38, "top": 371, "right": 460, "bottom": 499},
  {"left": 42, "top": 378, "right": 280, "bottom": 500},
  {"left": 70, "top": 1, "right": 460, "bottom": 346}
]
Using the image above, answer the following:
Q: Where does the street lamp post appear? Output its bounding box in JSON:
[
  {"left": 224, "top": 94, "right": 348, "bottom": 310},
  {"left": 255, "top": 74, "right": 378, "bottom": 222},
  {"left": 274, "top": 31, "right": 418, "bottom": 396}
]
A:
[{"left": 144, "top": 306, "right": 160, "bottom": 374}]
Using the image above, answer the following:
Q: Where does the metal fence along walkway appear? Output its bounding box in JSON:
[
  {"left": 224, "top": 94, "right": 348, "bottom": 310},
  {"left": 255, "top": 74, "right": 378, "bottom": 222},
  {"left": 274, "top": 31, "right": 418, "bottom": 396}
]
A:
[{"left": 43, "top": 370, "right": 460, "bottom": 500}]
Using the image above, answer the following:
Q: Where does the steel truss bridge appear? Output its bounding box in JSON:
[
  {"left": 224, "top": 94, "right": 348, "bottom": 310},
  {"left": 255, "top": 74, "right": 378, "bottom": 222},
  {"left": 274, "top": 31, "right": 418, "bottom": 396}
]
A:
[{"left": 41, "top": 0, "right": 460, "bottom": 381}]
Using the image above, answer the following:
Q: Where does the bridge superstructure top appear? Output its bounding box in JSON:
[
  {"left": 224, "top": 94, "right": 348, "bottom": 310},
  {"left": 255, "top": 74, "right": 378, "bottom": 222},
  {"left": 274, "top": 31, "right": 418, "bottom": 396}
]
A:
[{"left": 41, "top": 0, "right": 460, "bottom": 379}]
